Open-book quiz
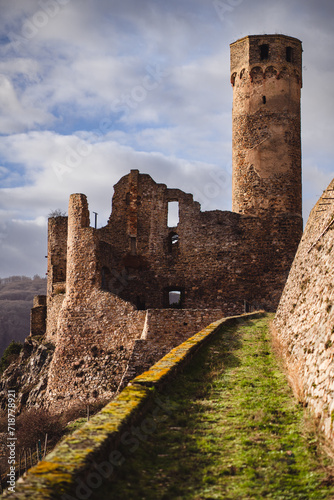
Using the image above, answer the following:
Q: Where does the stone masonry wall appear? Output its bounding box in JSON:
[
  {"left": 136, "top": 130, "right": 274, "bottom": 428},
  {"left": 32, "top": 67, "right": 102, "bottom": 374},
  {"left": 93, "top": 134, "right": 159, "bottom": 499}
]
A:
[
  {"left": 142, "top": 308, "right": 225, "bottom": 340},
  {"left": 45, "top": 293, "right": 65, "bottom": 342},
  {"left": 47, "top": 216, "right": 68, "bottom": 297},
  {"left": 46, "top": 216, "right": 68, "bottom": 340},
  {"left": 30, "top": 295, "right": 47, "bottom": 337},
  {"left": 45, "top": 289, "right": 146, "bottom": 411},
  {"left": 44, "top": 192, "right": 227, "bottom": 410},
  {"left": 274, "top": 178, "right": 334, "bottom": 441},
  {"left": 124, "top": 308, "right": 225, "bottom": 382},
  {"left": 37, "top": 170, "right": 302, "bottom": 412},
  {"left": 96, "top": 171, "right": 301, "bottom": 314},
  {"left": 43, "top": 194, "right": 146, "bottom": 410},
  {"left": 37, "top": 171, "right": 302, "bottom": 412}
]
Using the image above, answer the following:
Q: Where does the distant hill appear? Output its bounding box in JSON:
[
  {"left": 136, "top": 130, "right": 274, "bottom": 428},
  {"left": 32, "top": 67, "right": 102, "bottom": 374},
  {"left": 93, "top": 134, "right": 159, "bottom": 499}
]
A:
[{"left": 0, "top": 276, "right": 47, "bottom": 357}]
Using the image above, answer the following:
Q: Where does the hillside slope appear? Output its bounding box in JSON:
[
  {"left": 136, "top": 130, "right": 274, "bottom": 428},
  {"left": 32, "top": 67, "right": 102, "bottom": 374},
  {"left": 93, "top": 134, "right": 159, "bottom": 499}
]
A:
[{"left": 0, "top": 276, "right": 47, "bottom": 357}]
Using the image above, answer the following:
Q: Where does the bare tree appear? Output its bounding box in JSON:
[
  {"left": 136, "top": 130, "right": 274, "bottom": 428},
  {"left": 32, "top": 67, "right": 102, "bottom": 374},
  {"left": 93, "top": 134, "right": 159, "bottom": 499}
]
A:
[{"left": 48, "top": 209, "right": 67, "bottom": 218}]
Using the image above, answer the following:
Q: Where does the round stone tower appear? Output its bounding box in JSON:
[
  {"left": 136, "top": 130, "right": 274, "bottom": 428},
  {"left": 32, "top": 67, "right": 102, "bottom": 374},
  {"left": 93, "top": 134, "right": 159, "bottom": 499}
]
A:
[{"left": 230, "top": 34, "right": 302, "bottom": 217}]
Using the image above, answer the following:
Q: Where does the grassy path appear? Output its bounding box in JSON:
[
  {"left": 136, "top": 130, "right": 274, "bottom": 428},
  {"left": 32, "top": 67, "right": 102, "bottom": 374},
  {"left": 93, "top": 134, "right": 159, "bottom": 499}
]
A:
[{"left": 95, "top": 315, "right": 334, "bottom": 499}]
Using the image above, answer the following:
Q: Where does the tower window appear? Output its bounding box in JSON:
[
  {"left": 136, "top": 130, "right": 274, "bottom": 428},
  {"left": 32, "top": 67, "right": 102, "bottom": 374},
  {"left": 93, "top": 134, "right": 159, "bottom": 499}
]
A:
[
  {"left": 286, "top": 47, "right": 293, "bottom": 62},
  {"left": 262, "top": 96, "right": 266, "bottom": 104},
  {"left": 260, "top": 44, "right": 269, "bottom": 60}
]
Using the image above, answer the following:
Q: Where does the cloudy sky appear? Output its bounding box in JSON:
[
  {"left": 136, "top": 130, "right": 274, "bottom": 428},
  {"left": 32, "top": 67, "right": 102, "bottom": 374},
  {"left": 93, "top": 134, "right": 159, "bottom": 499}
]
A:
[{"left": 0, "top": 0, "right": 333, "bottom": 277}]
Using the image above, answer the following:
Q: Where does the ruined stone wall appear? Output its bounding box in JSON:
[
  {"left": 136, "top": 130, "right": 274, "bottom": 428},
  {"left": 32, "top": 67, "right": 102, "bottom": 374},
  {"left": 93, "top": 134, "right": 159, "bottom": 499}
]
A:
[
  {"left": 37, "top": 33, "right": 304, "bottom": 412},
  {"left": 45, "top": 289, "right": 146, "bottom": 411},
  {"left": 142, "top": 308, "right": 225, "bottom": 340},
  {"left": 274, "top": 178, "right": 334, "bottom": 441},
  {"left": 43, "top": 191, "right": 229, "bottom": 409},
  {"left": 45, "top": 173, "right": 300, "bottom": 320},
  {"left": 30, "top": 295, "right": 47, "bottom": 337},
  {"left": 230, "top": 35, "right": 302, "bottom": 217},
  {"left": 43, "top": 194, "right": 146, "bottom": 410},
  {"left": 45, "top": 293, "right": 65, "bottom": 342},
  {"left": 122, "top": 308, "right": 225, "bottom": 381},
  {"left": 38, "top": 169, "right": 302, "bottom": 411},
  {"left": 47, "top": 216, "right": 68, "bottom": 297},
  {"left": 46, "top": 216, "right": 68, "bottom": 340},
  {"left": 96, "top": 171, "right": 301, "bottom": 313},
  {"left": 66, "top": 193, "right": 100, "bottom": 295}
]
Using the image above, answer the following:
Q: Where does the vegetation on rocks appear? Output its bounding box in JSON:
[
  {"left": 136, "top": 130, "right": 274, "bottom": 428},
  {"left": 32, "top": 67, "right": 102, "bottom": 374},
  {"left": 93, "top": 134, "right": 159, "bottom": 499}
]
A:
[{"left": 0, "top": 340, "right": 23, "bottom": 374}]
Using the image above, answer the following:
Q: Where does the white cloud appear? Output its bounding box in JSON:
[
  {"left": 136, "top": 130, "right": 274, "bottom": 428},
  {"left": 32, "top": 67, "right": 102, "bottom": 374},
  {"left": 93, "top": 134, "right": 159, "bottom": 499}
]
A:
[
  {"left": 0, "top": 128, "right": 231, "bottom": 224},
  {"left": 0, "top": 74, "right": 52, "bottom": 133},
  {"left": 0, "top": 217, "right": 47, "bottom": 278}
]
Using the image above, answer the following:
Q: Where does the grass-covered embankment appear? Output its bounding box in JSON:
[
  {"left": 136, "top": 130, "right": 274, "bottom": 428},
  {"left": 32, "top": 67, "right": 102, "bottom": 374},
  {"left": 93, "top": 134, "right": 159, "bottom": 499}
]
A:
[{"left": 96, "top": 315, "right": 334, "bottom": 499}]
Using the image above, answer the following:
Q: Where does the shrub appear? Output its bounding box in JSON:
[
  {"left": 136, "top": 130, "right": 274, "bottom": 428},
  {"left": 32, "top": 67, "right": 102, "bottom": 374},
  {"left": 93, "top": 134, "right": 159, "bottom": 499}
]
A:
[
  {"left": 16, "top": 408, "right": 64, "bottom": 450},
  {"left": 0, "top": 340, "right": 23, "bottom": 373}
]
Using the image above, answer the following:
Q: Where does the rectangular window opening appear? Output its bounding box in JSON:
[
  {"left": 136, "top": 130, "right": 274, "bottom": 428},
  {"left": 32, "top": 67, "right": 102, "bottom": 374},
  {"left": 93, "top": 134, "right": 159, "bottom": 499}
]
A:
[
  {"left": 169, "top": 290, "right": 182, "bottom": 308},
  {"left": 260, "top": 44, "right": 269, "bottom": 60},
  {"left": 286, "top": 47, "right": 293, "bottom": 62},
  {"left": 130, "top": 237, "right": 137, "bottom": 255},
  {"left": 167, "top": 201, "right": 179, "bottom": 227}
]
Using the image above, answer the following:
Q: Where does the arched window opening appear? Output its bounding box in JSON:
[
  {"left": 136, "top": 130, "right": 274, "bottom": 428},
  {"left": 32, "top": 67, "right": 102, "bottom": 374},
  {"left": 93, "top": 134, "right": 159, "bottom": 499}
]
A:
[
  {"left": 167, "top": 201, "right": 179, "bottom": 227},
  {"left": 168, "top": 231, "right": 179, "bottom": 253},
  {"left": 101, "top": 266, "right": 112, "bottom": 291},
  {"left": 231, "top": 72, "right": 237, "bottom": 86},
  {"left": 262, "top": 95, "right": 266, "bottom": 104},
  {"left": 169, "top": 290, "right": 182, "bottom": 308},
  {"left": 286, "top": 47, "right": 293, "bottom": 63},
  {"left": 260, "top": 44, "right": 269, "bottom": 60}
]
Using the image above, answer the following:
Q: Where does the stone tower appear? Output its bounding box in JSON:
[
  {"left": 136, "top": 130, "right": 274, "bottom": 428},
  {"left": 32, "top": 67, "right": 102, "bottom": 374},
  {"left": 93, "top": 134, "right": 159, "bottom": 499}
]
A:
[{"left": 230, "top": 34, "right": 302, "bottom": 217}]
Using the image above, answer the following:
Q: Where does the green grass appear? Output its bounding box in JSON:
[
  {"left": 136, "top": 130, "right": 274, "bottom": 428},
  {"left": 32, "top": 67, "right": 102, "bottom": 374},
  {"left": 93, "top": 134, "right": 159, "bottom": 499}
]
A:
[{"left": 95, "top": 316, "right": 334, "bottom": 499}]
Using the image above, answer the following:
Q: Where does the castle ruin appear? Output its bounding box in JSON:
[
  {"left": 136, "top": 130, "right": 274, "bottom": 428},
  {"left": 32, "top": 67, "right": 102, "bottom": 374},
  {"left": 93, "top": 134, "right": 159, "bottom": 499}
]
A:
[{"left": 30, "top": 34, "right": 303, "bottom": 409}]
